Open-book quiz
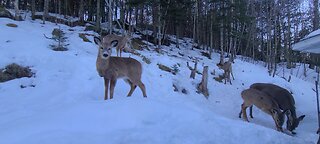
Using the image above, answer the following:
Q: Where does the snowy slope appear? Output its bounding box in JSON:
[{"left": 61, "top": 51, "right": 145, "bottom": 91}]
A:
[{"left": 0, "top": 17, "right": 317, "bottom": 144}]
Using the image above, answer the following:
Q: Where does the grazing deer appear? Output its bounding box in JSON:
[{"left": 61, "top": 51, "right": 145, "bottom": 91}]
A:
[
  {"left": 216, "top": 59, "right": 235, "bottom": 84},
  {"left": 250, "top": 83, "right": 305, "bottom": 134},
  {"left": 103, "top": 34, "right": 130, "bottom": 57},
  {"left": 93, "top": 36, "right": 147, "bottom": 100},
  {"left": 239, "top": 88, "right": 286, "bottom": 132}
]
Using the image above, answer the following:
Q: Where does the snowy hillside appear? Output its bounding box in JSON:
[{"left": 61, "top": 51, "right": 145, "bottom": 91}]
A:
[{"left": 0, "top": 17, "right": 318, "bottom": 144}]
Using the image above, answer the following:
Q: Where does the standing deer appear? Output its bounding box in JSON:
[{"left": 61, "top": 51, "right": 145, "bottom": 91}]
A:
[
  {"left": 239, "top": 88, "right": 286, "bottom": 132},
  {"left": 216, "top": 59, "right": 235, "bottom": 84},
  {"left": 249, "top": 83, "right": 305, "bottom": 134},
  {"left": 93, "top": 36, "right": 147, "bottom": 100},
  {"left": 103, "top": 34, "right": 130, "bottom": 57}
]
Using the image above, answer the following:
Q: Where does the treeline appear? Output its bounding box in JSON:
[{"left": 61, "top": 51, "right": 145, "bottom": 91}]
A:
[{"left": 1, "top": 0, "right": 320, "bottom": 74}]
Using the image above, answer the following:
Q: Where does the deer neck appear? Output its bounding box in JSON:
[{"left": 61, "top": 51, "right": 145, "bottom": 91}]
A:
[
  {"left": 96, "top": 52, "right": 111, "bottom": 76},
  {"left": 289, "top": 108, "right": 297, "bottom": 119}
]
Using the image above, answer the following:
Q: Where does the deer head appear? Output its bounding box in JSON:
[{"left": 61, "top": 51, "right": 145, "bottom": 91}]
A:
[{"left": 94, "top": 36, "right": 119, "bottom": 59}]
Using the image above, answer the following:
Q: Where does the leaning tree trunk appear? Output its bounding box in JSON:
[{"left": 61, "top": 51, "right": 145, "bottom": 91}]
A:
[{"left": 197, "top": 66, "right": 209, "bottom": 98}]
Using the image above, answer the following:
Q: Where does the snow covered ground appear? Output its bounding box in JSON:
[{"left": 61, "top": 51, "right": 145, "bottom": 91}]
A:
[{"left": 0, "top": 17, "right": 318, "bottom": 144}]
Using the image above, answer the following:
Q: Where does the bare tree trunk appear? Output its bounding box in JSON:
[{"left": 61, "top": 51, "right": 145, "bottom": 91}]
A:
[
  {"left": 108, "top": 0, "right": 113, "bottom": 34},
  {"left": 152, "top": 2, "right": 158, "bottom": 39},
  {"left": 176, "top": 24, "right": 180, "bottom": 48},
  {"left": 193, "top": 0, "right": 198, "bottom": 45},
  {"left": 219, "top": 23, "right": 224, "bottom": 65},
  {"left": 196, "top": 0, "right": 201, "bottom": 45},
  {"left": 14, "top": 0, "right": 21, "bottom": 21},
  {"left": 157, "top": 2, "right": 161, "bottom": 48},
  {"left": 286, "top": 4, "right": 292, "bottom": 69},
  {"left": 314, "top": 0, "right": 319, "bottom": 30},
  {"left": 209, "top": 12, "right": 213, "bottom": 58},
  {"left": 88, "top": 0, "right": 93, "bottom": 21},
  {"left": 96, "top": 0, "right": 101, "bottom": 32},
  {"left": 79, "top": 0, "right": 84, "bottom": 25},
  {"left": 64, "top": 0, "right": 68, "bottom": 17},
  {"left": 120, "top": 0, "right": 125, "bottom": 23},
  {"left": 197, "top": 66, "right": 209, "bottom": 98},
  {"left": 43, "top": 0, "right": 49, "bottom": 24},
  {"left": 139, "top": 5, "right": 144, "bottom": 28},
  {"left": 31, "top": 0, "right": 35, "bottom": 20}
]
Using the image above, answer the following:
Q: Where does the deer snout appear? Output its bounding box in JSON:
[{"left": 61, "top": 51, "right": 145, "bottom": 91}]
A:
[{"left": 101, "top": 51, "right": 110, "bottom": 58}]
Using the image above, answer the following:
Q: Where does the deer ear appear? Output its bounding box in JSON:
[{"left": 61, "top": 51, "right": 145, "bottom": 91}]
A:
[
  {"left": 298, "top": 115, "right": 305, "bottom": 121},
  {"left": 271, "top": 109, "right": 278, "bottom": 114},
  {"left": 94, "top": 37, "right": 102, "bottom": 45},
  {"left": 111, "top": 40, "right": 118, "bottom": 47},
  {"left": 284, "top": 109, "right": 291, "bottom": 116}
]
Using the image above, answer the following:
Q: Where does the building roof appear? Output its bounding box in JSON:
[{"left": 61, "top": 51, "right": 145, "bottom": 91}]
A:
[{"left": 292, "top": 29, "right": 320, "bottom": 54}]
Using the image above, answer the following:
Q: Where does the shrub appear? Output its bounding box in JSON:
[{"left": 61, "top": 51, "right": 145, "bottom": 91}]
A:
[{"left": 0, "top": 63, "right": 34, "bottom": 83}]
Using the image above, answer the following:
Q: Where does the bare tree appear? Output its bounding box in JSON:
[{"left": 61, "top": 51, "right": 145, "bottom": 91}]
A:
[
  {"left": 79, "top": 0, "right": 84, "bottom": 25},
  {"left": 31, "top": 0, "right": 35, "bottom": 20},
  {"left": 96, "top": 0, "right": 101, "bottom": 32},
  {"left": 314, "top": 0, "right": 319, "bottom": 30},
  {"left": 14, "top": 0, "right": 21, "bottom": 21},
  {"left": 43, "top": 0, "right": 49, "bottom": 24}
]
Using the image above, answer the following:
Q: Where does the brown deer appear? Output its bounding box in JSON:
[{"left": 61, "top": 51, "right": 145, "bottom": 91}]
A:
[
  {"left": 216, "top": 59, "right": 235, "bottom": 84},
  {"left": 250, "top": 83, "right": 305, "bottom": 134},
  {"left": 103, "top": 34, "right": 130, "bottom": 57},
  {"left": 93, "top": 36, "right": 147, "bottom": 100},
  {"left": 239, "top": 88, "right": 286, "bottom": 132}
]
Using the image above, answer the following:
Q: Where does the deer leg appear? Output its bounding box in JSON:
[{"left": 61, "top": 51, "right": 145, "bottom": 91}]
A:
[
  {"left": 224, "top": 72, "right": 227, "bottom": 84},
  {"left": 109, "top": 79, "right": 117, "bottom": 99},
  {"left": 116, "top": 49, "right": 119, "bottom": 57},
  {"left": 228, "top": 72, "right": 232, "bottom": 85},
  {"left": 241, "top": 103, "right": 249, "bottom": 122},
  {"left": 127, "top": 80, "right": 137, "bottom": 97},
  {"left": 273, "top": 119, "right": 283, "bottom": 132},
  {"left": 249, "top": 106, "right": 254, "bottom": 118},
  {"left": 137, "top": 81, "right": 147, "bottom": 97},
  {"left": 231, "top": 71, "right": 235, "bottom": 80},
  {"left": 104, "top": 78, "right": 109, "bottom": 100}
]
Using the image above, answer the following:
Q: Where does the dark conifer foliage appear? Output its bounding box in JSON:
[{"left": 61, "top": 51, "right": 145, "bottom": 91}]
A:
[{"left": 0, "top": 0, "right": 319, "bottom": 69}]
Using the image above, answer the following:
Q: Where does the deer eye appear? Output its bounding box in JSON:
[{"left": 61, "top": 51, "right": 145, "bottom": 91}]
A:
[{"left": 100, "top": 47, "right": 103, "bottom": 50}]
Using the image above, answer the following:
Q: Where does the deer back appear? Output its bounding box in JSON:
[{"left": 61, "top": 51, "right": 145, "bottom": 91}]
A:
[
  {"left": 241, "top": 88, "right": 281, "bottom": 114},
  {"left": 250, "top": 83, "right": 296, "bottom": 115},
  {"left": 97, "top": 57, "right": 142, "bottom": 80}
]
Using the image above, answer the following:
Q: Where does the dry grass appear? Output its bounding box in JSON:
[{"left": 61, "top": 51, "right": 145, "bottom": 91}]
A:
[
  {"left": 157, "top": 64, "right": 173, "bottom": 73},
  {"left": 6, "top": 23, "right": 18, "bottom": 27},
  {"left": 0, "top": 63, "right": 34, "bottom": 83},
  {"left": 79, "top": 33, "right": 91, "bottom": 42}
]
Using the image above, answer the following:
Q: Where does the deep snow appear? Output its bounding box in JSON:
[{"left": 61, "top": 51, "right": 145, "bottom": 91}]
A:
[{"left": 0, "top": 17, "right": 318, "bottom": 144}]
